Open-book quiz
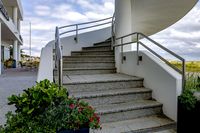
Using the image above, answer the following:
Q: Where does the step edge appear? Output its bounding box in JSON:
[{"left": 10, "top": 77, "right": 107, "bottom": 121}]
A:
[
  {"left": 96, "top": 101, "right": 163, "bottom": 114},
  {"left": 72, "top": 88, "right": 152, "bottom": 99},
  {"left": 63, "top": 78, "right": 144, "bottom": 85}
]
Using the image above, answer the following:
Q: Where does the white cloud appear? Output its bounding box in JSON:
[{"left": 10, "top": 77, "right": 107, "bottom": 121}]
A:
[
  {"left": 35, "top": 5, "right": 51, "bottom": 16},
  {"left": 21, "top": 0, "right": 114, "bottom": 56}
]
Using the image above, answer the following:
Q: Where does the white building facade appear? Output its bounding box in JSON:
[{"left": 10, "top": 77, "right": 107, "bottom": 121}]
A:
[{"left": 0, "top": 0, "right": 23, "bottom": 74}]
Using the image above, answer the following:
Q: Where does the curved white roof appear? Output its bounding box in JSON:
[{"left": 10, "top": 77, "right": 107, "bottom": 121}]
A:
[{"left": 131, "top": 0, "right": 198, "bottom": 36}]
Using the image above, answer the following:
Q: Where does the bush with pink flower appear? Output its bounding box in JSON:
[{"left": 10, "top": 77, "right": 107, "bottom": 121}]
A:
[{"left": 43, "top": 97, "right": 101, "bottom": 132}]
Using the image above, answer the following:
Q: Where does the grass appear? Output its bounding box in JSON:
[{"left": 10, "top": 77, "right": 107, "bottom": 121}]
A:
[{"left": 170, "top": 61, "right": 200, "bottom": 72}]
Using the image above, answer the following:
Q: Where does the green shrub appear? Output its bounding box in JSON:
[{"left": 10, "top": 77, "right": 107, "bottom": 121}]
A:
[
  {"left": 0, "top": 79, "right": 68, "bottom": 133},
  {"left": 178, "top": 74, "right": 200, "bottom": 111},
  {"left": 43, "top": 98, "right": 101, "bottom": 131},
  {"left": 8, "top": 79, "right": 68, "bottom": 116},
  {"left": 0, "top": 80, "right": 101, "bottom": 132}
]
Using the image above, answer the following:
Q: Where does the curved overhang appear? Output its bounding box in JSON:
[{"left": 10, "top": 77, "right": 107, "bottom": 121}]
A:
[{"left": 131, "top": 0, "right": 198, "bottom": 36}]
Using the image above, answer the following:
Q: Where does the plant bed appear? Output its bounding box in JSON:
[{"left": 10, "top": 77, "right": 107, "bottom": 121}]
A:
[{"left": 177, "top": 74, "right": 200, "bottom": 133}]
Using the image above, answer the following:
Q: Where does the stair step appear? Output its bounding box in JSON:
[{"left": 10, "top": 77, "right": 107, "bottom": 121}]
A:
[
  {"left": 63, "top": 74, "right": 143, "bottom": 92},
  {"left": 54, "top": 67, "right": 116, "bottom": 75},
  {"left": 93, "top": 41, "right": 111, "bottom": 46},
  {"left": 63, "top": 55, "right": 114, "bottom": 61},
  {"left": 63, "top": 61, "right": 115, "bottom": 63},
  {"left": 71, "top": 88, "right": 152, "bottom": 106},
  {"left": 63, "top": 61, "right": 115, "bottom": 68},
  {"left": 82, "top": 45, "right": 111, "bottom": 51},
  {"left": 71, "top": 51, "right": 114, "bottom": 56},
  {"left": 96, "top": 100, "right": 163, "bottom": 123},
  {"left": 155, "top": 129, "right": 177, "bottom": 133},
  {"left": 91, "top": 115, "right": 175, "bottom": 133}
]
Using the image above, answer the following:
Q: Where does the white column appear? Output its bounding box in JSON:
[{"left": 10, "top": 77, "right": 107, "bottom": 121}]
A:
[
  {"left": 18, "top": 21, "right": 21, "bottom": 33},
  {"left": 115, "top": 0, "right": 132, "bottom": 72},
  {"left": 13, "top": 7, "right": 18, "bottom": 27},
  {"left": 17, "top": 45, "right": 21, "bottom": 61},
  {"left": 13, "top": 40, "right": 18, "bottom": 66},
  {"left": 0, "top": 22, "right": 1, "bottom": 74}
]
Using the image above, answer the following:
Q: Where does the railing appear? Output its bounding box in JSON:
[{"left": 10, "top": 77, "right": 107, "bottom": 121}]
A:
[
  {"left": 55, "top": 27, "right": 63, "bottom": 88},
  {"left": 111, "top": 13, "right": 116, "bottom": 48},
  {"left": 114, "top": 32, "right": 186, "bottom": 92},
  {"left": 59, "top": 17, "right": 112, "bottom": 42},
  {"left": 0, "top": 0, "right": 9, "bottom": 21},
  {"left": 54, "top": 17, "right": 113, "bottom": 87}
]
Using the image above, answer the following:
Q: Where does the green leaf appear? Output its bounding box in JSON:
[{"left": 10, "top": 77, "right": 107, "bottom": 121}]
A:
[{"left": 27, "top": 108, "right": 34, "bottom": 114}]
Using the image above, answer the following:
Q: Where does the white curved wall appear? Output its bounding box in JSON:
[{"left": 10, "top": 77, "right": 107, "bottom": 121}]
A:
[
  {"left": 37, "top": 42, "right": 54, "bottom": 82},
  {"left": 119, "top": 51, "right": 182, "bottom": 121}
]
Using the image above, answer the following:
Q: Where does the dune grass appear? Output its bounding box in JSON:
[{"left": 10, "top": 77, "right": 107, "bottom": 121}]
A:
[{"left": 170, "top": 61, "right": 200, "bottom": 72}]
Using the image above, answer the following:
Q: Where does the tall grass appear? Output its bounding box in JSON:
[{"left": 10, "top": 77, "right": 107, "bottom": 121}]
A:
[
  {"left": 170, "top": 61, "right": 200, "bottom": 72},
  {"left": 185, "top": 73, "right": 200, "bottom": 91}
]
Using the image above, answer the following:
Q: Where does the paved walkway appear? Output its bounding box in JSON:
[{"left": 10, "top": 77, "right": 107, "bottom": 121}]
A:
[{"left": 0, "top": 68, "right": 37, "bottom": 125}]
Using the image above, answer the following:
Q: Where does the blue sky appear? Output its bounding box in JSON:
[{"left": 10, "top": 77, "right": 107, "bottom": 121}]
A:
[{"left": 21, "top": 0, "right": 200, "bottom": 61}]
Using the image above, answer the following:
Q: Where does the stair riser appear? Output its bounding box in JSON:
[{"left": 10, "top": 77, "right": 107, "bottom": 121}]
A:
[
  {"left": 93, "top": 42, "right": 111, "bottom": 46},
  {"left": 99, "top": 107, "right": 162, "bottom": 123},
  {"left": 78, "top": 92, "right": 152, "bottom": 106},
  {"left": 54, "top": 69, "right": 116, "bottom": 75},
  {"left": 65, "top": 80, "right": 143, "bottom": 93},
  {"left": 71, "top": 51, "right": 114, "bottom": 56},
  {"left": 63, "top": 57, "right": 114, "bottom": 62},
  {"left": 63, "top": 62, "right": 115, "bottom": 68},
  {"left": 82, "top": 46, "right": 111, "bottom": 51}
]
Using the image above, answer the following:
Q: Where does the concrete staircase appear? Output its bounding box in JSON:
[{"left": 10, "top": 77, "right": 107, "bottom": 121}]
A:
[{"left": 55, "top": 40, "right": 176, "bottom": 133}]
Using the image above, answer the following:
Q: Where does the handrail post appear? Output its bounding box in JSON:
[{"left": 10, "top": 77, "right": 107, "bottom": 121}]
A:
[
  {"left": 137, "top": 33, "right": 139, "bottom": 65},
  {"left": 55, "top": 26, "right": 63, "bottom": 89},
  {"left": 75, "top": 24, "right": 78, "bottom": 43},
  {"left": 182, "top": 59, "right": 186, "bottom": 93},
  {"left": 111, "top": 12, "right": 115, "bottom": 50},
  {"left": 121, "top": 38, "right": 124, "bottom": 64}
]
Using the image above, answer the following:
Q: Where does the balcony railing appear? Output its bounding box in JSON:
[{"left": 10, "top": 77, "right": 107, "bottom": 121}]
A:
[{"left": 0, "top": 0, "right": 9, "bottom": 21}]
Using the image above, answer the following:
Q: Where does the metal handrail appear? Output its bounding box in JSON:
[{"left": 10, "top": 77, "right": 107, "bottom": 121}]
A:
[
  {"left": 59, "top": 17, "right": 112, "bottom": 42},
  {"left": 114, "top": 32, "right": 186, "bottom": 93},
  {"left": 54, "top": 27, "right": 63, "bottom": 88},
  {"left": 59, "top": 17, "right": 112, "bottom": 29},
  {"left": 111, "top": 12, "right": 116, "bottom": 48},
  {"left": 54, "top": 16, "right": 114, "bottom": 88}
]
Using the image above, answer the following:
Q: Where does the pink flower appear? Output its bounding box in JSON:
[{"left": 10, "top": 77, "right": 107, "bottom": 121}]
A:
[
  {"left": 69, "top": 104, "right": 75, "bottom": 109},
  {"left": 78, "top": 107, "right": 83, "bottom": 112}
]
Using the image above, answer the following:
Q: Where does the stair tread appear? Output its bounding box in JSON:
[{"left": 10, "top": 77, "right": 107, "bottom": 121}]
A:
[
  {"left": 83, "top": 45, "right": 111, "bottom": 49},
  {"left": 95, "top": 100, "right": 162, "bottom": 114},
  {"left": 92, "top": 115, "right": 175, "bottom": 133},
  {"left": 63, "top": 55, "right": 114, "bottom": 58},
  {"left": 72, "top": 50, "right": 113, "bottom": 53},
  {"left": 155, "top": 129, "right": 177, "bottom": 133},
  {"left": 63, "top": 61, "right": 115, "bottom": 63},
  {"left": 62, "top": 73, "right": 143, "bottom": 84},
  {"left": 71, "top": 88, "right": 151, "bottom": 99},
  {"left": 61, "top": 67, "right": 116, "bottom": 70}
]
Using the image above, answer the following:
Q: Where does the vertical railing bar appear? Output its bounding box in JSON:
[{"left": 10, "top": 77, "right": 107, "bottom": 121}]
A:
[
  {"left": 75, "top": 24, "right": 78, "bottom": 42},
  {"left": 137, "top": 33, "right": 139, "bottom": 65},
  {"left": 182, "top": 59, "right": 186, "bottom": 93},
  {"left": 55, "top": 26, "right": 63, "bottom": 89},
  {"left": 121, "top": 38, "right": 124, "bottom": 64}
]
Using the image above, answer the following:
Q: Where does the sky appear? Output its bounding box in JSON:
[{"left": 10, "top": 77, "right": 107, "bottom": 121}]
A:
[{"left": 21, "top": 0, "right": 200, "bottom": 61}]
